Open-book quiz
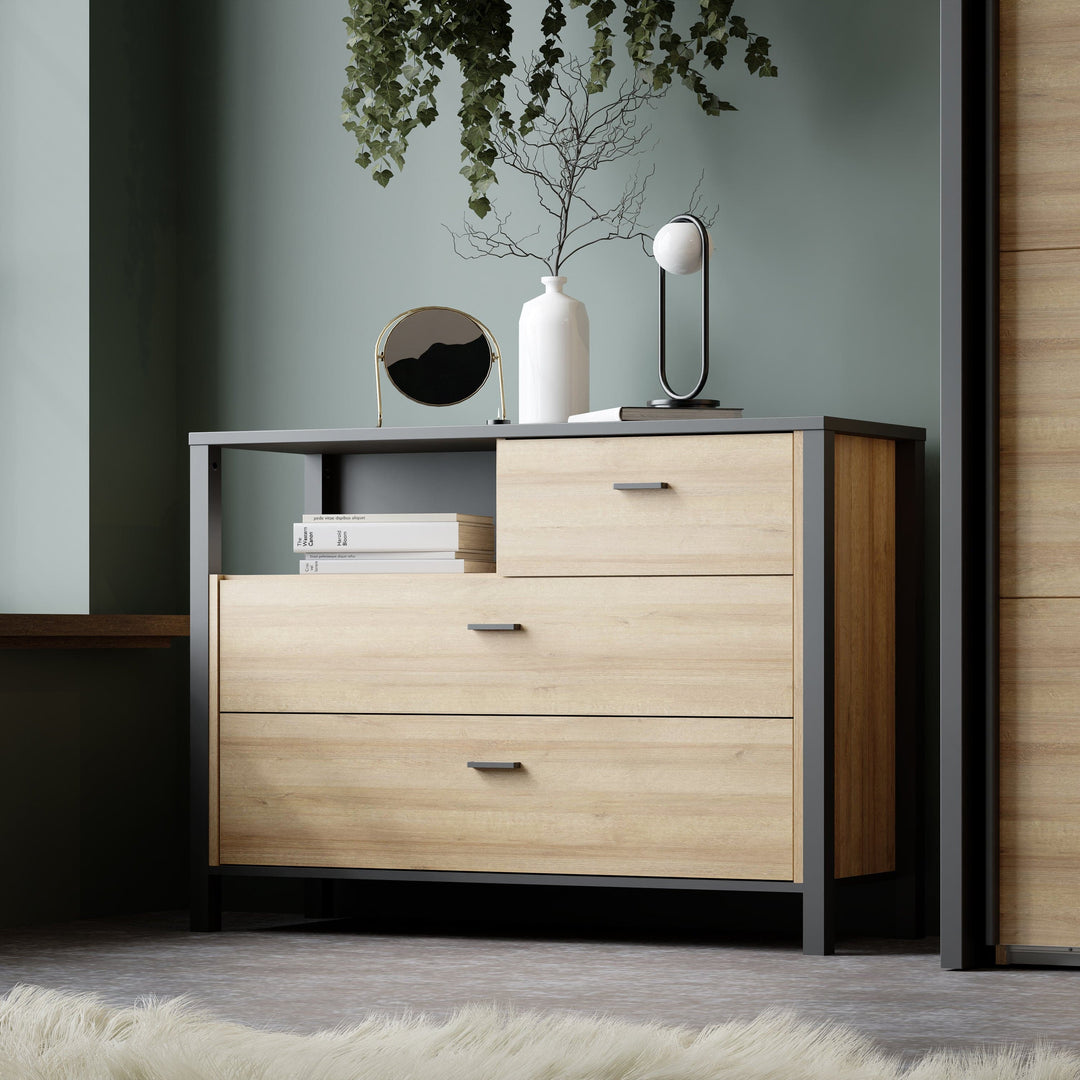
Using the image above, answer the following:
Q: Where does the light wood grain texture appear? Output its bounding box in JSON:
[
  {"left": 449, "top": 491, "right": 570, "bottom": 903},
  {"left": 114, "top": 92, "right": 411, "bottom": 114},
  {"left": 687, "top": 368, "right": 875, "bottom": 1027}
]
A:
[
  {"left": 999, "top": 599, "right": 1080, "bottom": 946},
  {"left": 496, "top": 434, "right": 793, "bottom": 576},
  {"left": 792, "top": 430, "right": 804, "bottom": 883},
  {"left": 999, "top": 0, "right": 1080, "bottom": 252},
  {"left": 0, "top": 614, "right": 189, "bottom": 649},
  {"left": 208, "top": 576, "right": 220, "bottom": 867},
  {"left": 217, "top": 574, "right": 793, "bottom": 718},
  {"left": 218, "top": 713, "right": 794, "bottom": 879},
  {"left": 833, "top": 435, "right": 896, "bottom": 879},
  {"left": 999, "top": 249, "right": 1080, "bottom": 596}
]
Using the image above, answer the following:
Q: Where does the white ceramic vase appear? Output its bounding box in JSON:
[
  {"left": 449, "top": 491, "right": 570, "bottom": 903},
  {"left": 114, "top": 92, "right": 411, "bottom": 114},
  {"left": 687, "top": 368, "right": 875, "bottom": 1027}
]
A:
[{"left": 518, "top": 276, "right": 589, "bottom": 424}]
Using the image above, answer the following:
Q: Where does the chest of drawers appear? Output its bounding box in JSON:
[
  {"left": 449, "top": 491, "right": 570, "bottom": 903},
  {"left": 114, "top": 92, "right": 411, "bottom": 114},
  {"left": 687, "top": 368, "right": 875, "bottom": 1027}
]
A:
[{"left": 190, "top": 418, "right": 925, "bottom": 953}]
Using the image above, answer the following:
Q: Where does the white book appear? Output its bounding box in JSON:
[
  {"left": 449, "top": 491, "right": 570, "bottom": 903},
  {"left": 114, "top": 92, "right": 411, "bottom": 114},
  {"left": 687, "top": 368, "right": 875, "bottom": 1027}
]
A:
[
  {"left": 301, "top": 550, "right": 487, "bottom": 561},
  {"left": 302, "top": 512, "right": 492, "bottom": 525},
  {"left": 300, "top": 558, "right": 495, "bottom": 574},
  {"left": 293, "top": 520, "right": 493, "bottom": 553},
  {"left": 568, "top": 405, "right": 743, "bottom": 422}
]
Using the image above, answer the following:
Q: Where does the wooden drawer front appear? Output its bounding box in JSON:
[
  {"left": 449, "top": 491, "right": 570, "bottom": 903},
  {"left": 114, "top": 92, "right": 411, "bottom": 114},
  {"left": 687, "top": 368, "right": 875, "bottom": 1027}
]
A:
[
  {"left": 218, "top": 574, "right": 793, "bottom": 717},
  {"left": 219, "top": 713, "right": 794, "bottom": 879},
  {"left": 1000, "top": 599, "right": 1080, "bottom": 946},
  {"left": 497, "top": 434, "right": 793, "bottom": 576},
  {"left": 1000, "top": 250, "right": 1080, "bottom": 596}
]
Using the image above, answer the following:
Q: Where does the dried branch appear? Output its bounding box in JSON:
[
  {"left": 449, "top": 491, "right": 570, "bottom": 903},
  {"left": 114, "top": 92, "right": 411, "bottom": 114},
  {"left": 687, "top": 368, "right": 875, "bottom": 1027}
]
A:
[{"left": 448, "top": 55, "right": 665, "bottom": 276}]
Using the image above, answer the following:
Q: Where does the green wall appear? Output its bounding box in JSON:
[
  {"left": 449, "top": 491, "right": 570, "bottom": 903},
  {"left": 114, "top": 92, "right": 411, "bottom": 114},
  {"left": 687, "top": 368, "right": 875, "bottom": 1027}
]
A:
[
  {"left": 90, "top": 0, "right": 187, "bottom": 616},
  {"left": 0, "top": 0, "right": 190, "bottom": 928},
  {"left": 0, "top": 0, "right": 90, "bottom": 613}
]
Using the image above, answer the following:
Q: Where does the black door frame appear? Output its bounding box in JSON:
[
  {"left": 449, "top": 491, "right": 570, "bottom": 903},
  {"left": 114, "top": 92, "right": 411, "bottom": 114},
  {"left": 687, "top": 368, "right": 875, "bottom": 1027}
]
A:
[{"left": 939, "top": 0, "right": 997, "bottom": 971}]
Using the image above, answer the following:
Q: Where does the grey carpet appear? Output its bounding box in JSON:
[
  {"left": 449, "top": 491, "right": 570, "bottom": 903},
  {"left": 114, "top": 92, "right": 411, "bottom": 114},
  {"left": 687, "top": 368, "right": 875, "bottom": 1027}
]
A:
[{"left": 1, "top": 914, "right": 1077, "bottom": 1058}]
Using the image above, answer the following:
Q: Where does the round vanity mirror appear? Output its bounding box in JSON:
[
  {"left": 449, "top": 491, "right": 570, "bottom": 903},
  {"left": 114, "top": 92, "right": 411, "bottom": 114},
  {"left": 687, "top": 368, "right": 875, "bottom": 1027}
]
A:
[{"left": 374, "top": 307, "right": 505, "bottom": 426}]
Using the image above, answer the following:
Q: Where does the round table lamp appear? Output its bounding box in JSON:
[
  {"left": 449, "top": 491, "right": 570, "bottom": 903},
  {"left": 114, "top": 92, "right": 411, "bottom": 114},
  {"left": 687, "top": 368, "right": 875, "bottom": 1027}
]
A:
[{"left": 648, "top": 213, "right": 720, "bottom": 409}]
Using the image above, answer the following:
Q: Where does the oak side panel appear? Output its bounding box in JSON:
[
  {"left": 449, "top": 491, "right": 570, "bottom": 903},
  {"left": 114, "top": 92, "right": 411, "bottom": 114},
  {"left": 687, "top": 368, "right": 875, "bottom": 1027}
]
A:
[
  {"left": 792, "top": 430, "right": 804, "bottom": 883},
  {"left": 999, "top": 0, "right": 1080, "bottom": 252},
  {"left": 833, "top": 435, "right": 896, "bottom": 878},
  {"left": 219, "top": 713, "right": 794, "bottom": 880},
  {"left": 1000, "top": 599, "right": 1080, "bottom": 946},
  {"left": 999, "top": 249, "right": 1080, "bottom": 596},
  {"left": 497, "top": 434, "right": 793, "bottom": 576},
  {"left": 208, "top": 575, "right": 221, "bottom": 866},
  {"left": 217, "top": 574, "right": 793, "bottom": 718}
]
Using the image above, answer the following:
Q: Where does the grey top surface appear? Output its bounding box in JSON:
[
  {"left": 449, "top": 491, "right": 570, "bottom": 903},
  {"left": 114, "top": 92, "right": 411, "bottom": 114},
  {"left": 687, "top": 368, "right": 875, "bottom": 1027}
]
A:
[{"left": 189, "top": 417, "right": 926, "bottom": 454}]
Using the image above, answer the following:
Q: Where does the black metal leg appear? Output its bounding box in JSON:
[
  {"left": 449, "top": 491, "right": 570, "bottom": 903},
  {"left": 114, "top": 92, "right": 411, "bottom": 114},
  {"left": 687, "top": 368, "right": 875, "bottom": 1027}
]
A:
[
  {"left": 190, "top": 444, "right": 222, "bottom": 933},
  {"left": 802, "top": 429, "right": 836, "bottom": 955},
  {"left": 304, "top": 879, "right": 337, "bottom": 919},
  {"left": 190, "top": 874, "right": 222, "bottom": 932},
  {"left": 802, "top": 882, "right": 836, "bottom": 955}
]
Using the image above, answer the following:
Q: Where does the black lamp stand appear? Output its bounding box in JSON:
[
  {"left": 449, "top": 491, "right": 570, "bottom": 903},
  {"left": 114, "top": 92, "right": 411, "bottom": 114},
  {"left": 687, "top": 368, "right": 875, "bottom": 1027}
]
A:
[{"left": 647, "top": 213, "right": 720, "bottom": 409}]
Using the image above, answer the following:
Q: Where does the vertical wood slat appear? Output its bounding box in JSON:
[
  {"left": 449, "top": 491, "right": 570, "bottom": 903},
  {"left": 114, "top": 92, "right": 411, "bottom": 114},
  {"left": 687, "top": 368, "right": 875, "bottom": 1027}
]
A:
[
  {"left": 997, "top": 0, "right": 1080, "bottom": 954},
  {"left": 792, "top": 431, "right": 804, "bottom": 883},
  {"left": 999, "top": 0, "right": 1080, "bottom": 251},
  {"left": 999, "top": 248, "right": 1080, "bottom": 596},
  {"left": 999, "top": 599, "right": 1080, "bottom": 946},
  {"left": 833, "top": 435, "right": 896, "bottom": 878}
]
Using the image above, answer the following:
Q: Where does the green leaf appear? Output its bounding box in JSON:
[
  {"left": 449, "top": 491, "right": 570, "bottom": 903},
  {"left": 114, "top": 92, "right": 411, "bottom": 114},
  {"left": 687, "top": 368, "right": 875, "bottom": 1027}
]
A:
[
  {"left": 468, "top": 194, "right": 492, "bottom": 217},
  {"left": 341, "top": 0, "right": 777, "bottom": 216}
]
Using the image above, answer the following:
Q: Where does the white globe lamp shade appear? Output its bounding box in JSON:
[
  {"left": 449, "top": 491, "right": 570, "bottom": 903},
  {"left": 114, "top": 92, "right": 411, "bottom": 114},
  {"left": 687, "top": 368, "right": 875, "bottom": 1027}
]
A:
[{"left": 653, "top": 220, "right": 715, "bottom": 275}]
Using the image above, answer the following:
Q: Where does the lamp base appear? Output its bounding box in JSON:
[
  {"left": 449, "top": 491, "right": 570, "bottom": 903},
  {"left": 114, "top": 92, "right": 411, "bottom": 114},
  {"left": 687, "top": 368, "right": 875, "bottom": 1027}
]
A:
[{"left": 645, "top": 397, "right": 722, "bottom": 409}]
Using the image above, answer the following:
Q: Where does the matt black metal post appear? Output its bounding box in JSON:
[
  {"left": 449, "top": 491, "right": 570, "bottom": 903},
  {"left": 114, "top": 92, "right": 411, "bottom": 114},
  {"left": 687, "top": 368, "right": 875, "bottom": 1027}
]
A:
[
  {"left": 801, "top": 428, "right": 836, "bottom": 955},
  {"left": 939, "top": 0, "right": 997, "bottom": 970},
  {"left": 189, "top": 443, "right": 222, "bottom": 932},
  {"left": 302, "top": 452, "right": 341, "bottom": 920},
  {"left": 304, "top": 453, "right": 342, "bottom": 517}
]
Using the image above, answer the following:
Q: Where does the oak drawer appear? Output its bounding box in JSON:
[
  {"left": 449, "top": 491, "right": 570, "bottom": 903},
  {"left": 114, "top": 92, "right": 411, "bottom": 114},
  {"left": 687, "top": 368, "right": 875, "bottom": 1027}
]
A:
[
  {"left": 217, "top": 574, "right": 793, "bottom": 717},
  {"left": 497, "top": 434, "right": 793, "bottom": 576},
  {"left": 218, "top": 713, "right": 795, "bottom": 879}
]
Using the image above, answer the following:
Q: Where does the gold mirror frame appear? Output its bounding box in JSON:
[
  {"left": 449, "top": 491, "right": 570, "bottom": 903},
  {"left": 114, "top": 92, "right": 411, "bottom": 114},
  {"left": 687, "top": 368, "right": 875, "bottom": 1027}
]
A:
[{"left": 374, "top": 306, "right": 506, "bottom": 428}]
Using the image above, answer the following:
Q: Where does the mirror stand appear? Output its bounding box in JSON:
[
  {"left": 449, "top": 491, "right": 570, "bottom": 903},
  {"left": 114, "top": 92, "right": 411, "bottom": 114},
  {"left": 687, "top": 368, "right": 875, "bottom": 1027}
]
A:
[{"left": 374, "top": 306, "right": 507, "bottom": 428}]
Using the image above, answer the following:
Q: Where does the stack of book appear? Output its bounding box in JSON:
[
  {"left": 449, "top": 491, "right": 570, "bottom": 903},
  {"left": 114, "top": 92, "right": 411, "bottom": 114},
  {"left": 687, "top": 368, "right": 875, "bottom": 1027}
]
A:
[
  {"left": 294, "top": 513, "right": 495, "bottom": 574},
  {"left": 569, "top": 405, "right": 743, "bottom": 421}
]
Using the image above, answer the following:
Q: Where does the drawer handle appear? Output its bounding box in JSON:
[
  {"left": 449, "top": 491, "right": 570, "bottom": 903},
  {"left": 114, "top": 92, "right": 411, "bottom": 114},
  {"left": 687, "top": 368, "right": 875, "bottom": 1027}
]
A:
[
  {"left": 467, "top": 761, "right": 522, "bottom": 770},
  {"left": 613, "top": 482, "right": 669, "bottom": 490},
  {"left": 467, "top": 623, "right": 522, "bottom": 631}
]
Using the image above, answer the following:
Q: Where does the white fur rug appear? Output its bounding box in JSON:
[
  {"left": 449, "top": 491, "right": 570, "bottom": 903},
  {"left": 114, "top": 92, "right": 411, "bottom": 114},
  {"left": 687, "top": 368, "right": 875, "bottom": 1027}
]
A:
[{"left": 0, "top": 985, "right": 1076, "bottom": 1080}]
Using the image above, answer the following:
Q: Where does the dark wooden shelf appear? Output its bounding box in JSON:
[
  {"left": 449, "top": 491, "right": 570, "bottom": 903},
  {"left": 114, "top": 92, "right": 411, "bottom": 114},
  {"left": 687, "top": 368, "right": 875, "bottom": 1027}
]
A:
[{"left": 0, "top": 614, "right": 190, "bottom": 649}]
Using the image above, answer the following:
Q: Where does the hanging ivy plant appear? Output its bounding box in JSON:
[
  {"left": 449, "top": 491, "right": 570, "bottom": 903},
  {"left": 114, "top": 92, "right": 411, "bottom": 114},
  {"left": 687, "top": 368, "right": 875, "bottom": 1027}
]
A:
[{"left": 342, "top": 0, "right": 777, "bottom": 217}]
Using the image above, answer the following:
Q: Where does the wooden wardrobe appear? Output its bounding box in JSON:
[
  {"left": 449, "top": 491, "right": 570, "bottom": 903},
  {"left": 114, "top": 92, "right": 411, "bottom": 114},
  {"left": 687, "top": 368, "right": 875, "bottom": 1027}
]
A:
[{"left": 998, "top": 0, "right": 1080, "bottom": 957}]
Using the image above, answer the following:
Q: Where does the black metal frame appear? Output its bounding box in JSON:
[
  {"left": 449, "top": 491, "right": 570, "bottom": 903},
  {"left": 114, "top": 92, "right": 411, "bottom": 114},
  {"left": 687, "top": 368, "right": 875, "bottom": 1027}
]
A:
[
  {"left": 938, "top": 0, "right": 998, "bottom": 970},
  {"left": 214, "top": 865, "right": 807, "bottom": 891},
  {"left": 189, "top": 444, "right": 221, "bottom": 932},
  {"left": 652, "top": 214, "right": 716, "bottom": 407}
]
